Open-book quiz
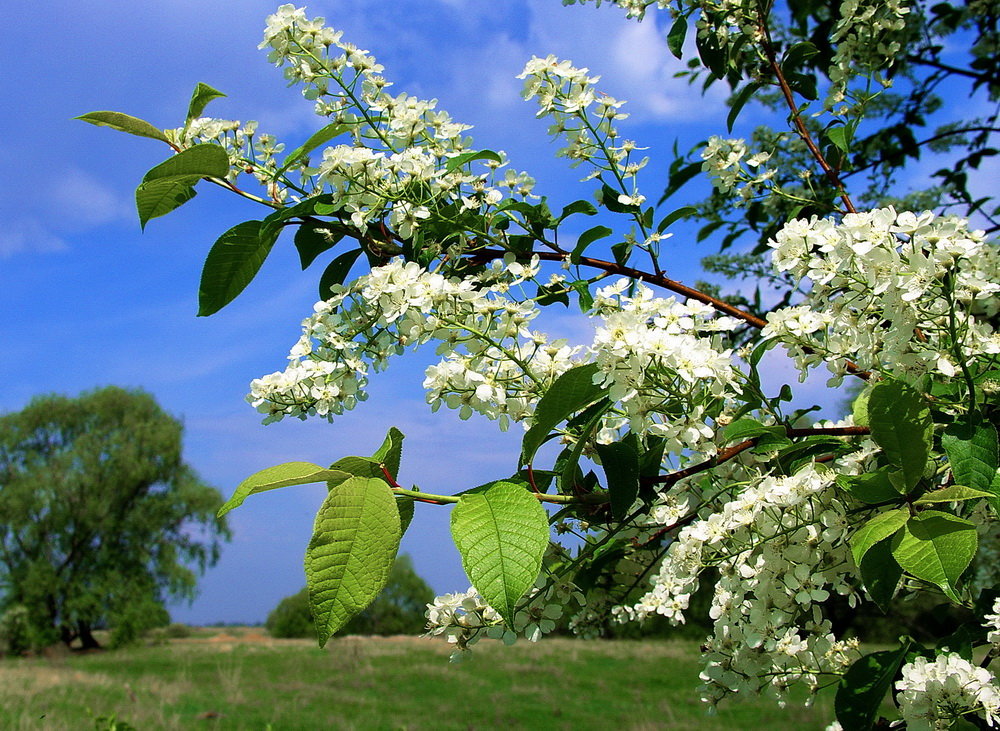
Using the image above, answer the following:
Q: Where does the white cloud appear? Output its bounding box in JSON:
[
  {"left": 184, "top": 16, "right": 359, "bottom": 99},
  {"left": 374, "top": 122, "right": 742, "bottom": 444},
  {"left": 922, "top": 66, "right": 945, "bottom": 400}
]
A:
[
  {"left": 51, "top": 168, "right": 133, "bottom": 227},
  {"left": 0, "top": 218, "right": 67, "bottom": 257}
]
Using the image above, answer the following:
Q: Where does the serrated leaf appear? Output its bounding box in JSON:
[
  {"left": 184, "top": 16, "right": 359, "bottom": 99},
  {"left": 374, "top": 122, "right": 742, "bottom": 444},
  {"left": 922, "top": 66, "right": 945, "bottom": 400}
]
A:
[
  {"left": 371, "top": 426, "right": 405, "bottom": 483},
  {"left": 942, "top": 416, "right": 999, "bottom": 493},
  {"left": 444, "top": 149, "right": 503, "bottom": 173},
  {"left": 521, "top": 363, "right": 603, "bottom": 465},
  {"left": 218, "top": 461, "right": 352, "bottom": 517},
  {"left": 850, "top": 507, "right": 909, "bottom": 565},
  {"left": 858, "top": 537, "right": 903, "bottom": 612},
  {"left": 330, "top": 455, "right": 383, "bottom": 480},
  {"left": 186, "top": 82, "right": 226, "bottom": 122},
  {"left": 852, "top": 385, "right": 874, "bottom": 427},
  {"left": 450, "top": 481, "right": 549, "bottom": 625},
  {"left": 914, "top": 485, "right": 994, "bottom": 504},
  {"left": 867, "top": 381, "right": 933, "bottom": 493},
  {"left": 726, "top": 81, "right": 761, "bottom": 133},
  {"left": 827, "top": 125, "right": 849, "bottom": 153},
  {"left": 595, "top": 435, "right": 640, "bottom": 521},
  {"left": 142, "top": 143, "right": 230, "bottom": 183},
  {"left": 559, "top": 199, "right": 598, "bottom": 220},
  {"left": 891, "top": 510, "right": 977, "bottom": 597},
  {"left": 318, "top": 248, "right": 363, "bottom": 299},
  {"left": 559, "top": 401, "right": 611, "bottom": 493},
  {"left": 656, "top": 205, "right": 696, "bottom": 233},
  {"left": 294, "top": 221, "right": 346, "bottom": 269},
  {"left": 274, "top": 121, "right": 349, "bottom": 180},
  {"left": 198, "top": 220, "right": 280, "bottom": 316},
  {"left": 721, "top": 418, "right": 784, "bottom": 444},
  {"left": 667, "top": 15, "right": 687, "bottom": 59},
  {"left": 837, "top": 468, "right": 902, "bottom": 504},
  {"left": 306, "top": 476, "right": 402, "bottom": 646},
  {"left": 835, "top": 641, "right": 911, "bottom": 730},
  {"left": 396, "top": 497, "right": 415, "bottom": 535},
  {"left": 571, "top": 225, "right": 612, "bottom": 264},
  {"left": 76, "top": 111, "right": 170, "bottom": 143},
  {"left": 135, "top": 177, "right": 198, "bottom": 228}
]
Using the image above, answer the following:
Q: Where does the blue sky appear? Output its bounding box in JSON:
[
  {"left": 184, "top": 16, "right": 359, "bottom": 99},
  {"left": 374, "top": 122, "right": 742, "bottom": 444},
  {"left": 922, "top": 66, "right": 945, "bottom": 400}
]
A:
[{"left": 4, "top": 0, "right": 847, "bottom": 624}]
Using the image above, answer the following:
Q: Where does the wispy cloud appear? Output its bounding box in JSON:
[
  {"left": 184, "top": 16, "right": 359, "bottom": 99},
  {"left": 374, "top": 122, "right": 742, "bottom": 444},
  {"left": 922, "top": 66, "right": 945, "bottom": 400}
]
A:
[{"left": 0, "top": 218, "right": 67, "bottom": 258}]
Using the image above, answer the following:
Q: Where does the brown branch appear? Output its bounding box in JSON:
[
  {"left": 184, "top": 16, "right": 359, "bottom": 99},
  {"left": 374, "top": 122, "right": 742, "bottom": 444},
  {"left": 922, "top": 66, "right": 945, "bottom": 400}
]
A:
[
  {"left": 467, "top": 248, "right": 768, "bottom": 328},
  {"left": 645, "top": 424, "right": 871, "bottom": 486},
  {"left": 754, "top": 1, "right": 857, "bottom": 214}
]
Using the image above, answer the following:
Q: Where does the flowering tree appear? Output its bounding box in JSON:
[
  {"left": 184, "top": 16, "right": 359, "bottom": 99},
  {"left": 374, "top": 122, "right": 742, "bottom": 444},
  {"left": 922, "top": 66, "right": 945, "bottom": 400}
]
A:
[{"left": 80, "top": 1, "right": 1000, "bottom": 727}]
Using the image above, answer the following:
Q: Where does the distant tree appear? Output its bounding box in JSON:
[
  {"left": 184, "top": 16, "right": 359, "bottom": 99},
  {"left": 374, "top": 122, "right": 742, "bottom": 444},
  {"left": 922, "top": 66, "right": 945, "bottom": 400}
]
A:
[
  {"left": 267, "top": 554, "right": 433, "bottom": 639},
  {"left": 0, "top": 386, "right": 229, "bottom": 650}
]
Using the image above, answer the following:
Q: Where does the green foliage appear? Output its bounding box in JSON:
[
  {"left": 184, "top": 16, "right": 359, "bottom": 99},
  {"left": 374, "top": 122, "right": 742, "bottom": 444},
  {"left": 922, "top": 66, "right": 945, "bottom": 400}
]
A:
[
  {"left": 266, "top": 554, "right": 433, "bottom": 638},
  {"left": 0, "top": 387, "right": 229, "bottom": 649},
  {"left": 0, "top": 605, "right": 34, "bottom": 656},
  {"left": 198, "top": 220, "right": 281, "bottom": 316},
  {"left": 305, "top": 476, "right": 402, "bottom": 647},
  {"left": 450, "top": 481, "right": 549, "bottom": 626}
]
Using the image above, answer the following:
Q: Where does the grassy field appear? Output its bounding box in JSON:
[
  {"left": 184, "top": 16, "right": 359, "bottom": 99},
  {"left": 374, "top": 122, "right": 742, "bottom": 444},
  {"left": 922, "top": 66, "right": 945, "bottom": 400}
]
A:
[{"left": 0, "top": 631, "right": 839, "bottom": 730}]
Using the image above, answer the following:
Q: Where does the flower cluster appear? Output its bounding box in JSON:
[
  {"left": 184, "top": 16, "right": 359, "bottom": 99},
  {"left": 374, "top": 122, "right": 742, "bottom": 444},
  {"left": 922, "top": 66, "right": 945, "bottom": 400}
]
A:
[
  {"left": 896, "top": 652, "right": 1000, "bottom": 729},
  {"left": 619, "top": 463, "right": 863, "bottom": 707},
  {"left": 424, "top": 582, "right": 569, "bottom": 660},
  {"left": 589, "top": 278, "right": 740, "bottom": 456},
  {"left": 701, "top": 136, "right": 774, "bottom": 202},
  {"left": 763, "top": 208, "right": 1000, "bottom": 384},
  {"left": 254, "top": 5, "right": 538, "bottom": 246},
  {"left": 247, "top": 256, "right": 583, "bottom": 429},
  {"left": 517, "top": 55, "right": 646, "bottom": 206},
  {"left": 827, "top": 0, "right": 910, "bottom": 106}
]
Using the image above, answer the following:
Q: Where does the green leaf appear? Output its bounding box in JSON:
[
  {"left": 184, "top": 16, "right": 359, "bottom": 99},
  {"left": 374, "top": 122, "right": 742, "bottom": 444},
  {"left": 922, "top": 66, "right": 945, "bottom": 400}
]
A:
[
  {"left": 521, "top": 363, "right": 603, "bottom": 465},
  {"left": 914, "top": 485, "right": 995, "bottom": 504},
  {"left": 858, "top": 537, "right": 903, "bottom": 612},
  {"left": 942, "top": 416, "right": 999, "bottom": 493},
  {"left": 273, "top": 122, "right": 349, "bottom": 180},
  {"left": 318, "top": 248, "right": 363, "bottom": 299},
  {"left": 76, "top": 111, "right": 170, "bottom": 143},
  {"left": 559, "top": 200, "right": 598, "bottom": 221},
  {"left": 142, "top": 143, "right": 230, "bottom": 183},
  {"left": 867, "top": 381, "right": 933, "bottom": 493},
  {"left": 218, "top": 461, "right": 353, "bottom": 517},
  {"left": 198, "top": 220, "right": 280, "bottom": 316},
  {"left": 186, "top": 82, "right": 226, "bottom": 122},
  {"left": 329, "top": 455, "right": 384, "bottom": 480},
  {"left": 571, "top": 226, "right": 613, "bottom": 264},
  {"left": 891, "top": 510, "right": 978, "bottom": 598},
  {"left": 837, "top": 468, "right": 903, "bottom": 504},
  {"left": 371, "top": 427, "right": 405, "bottom": 483},
  {"left": 444, "top": 149, "right": 503, "bottom": 173},
  {"left": 667, "top": 15, "right": 687, "bottom": 59},
  {"left": 306, "top": 476, "right": 402, "bottom": 647},
  {"left": 850, "top": 507, "right": 909, "bottom": 565},
  {"left": 595, "top": 435, "right": 640, "bottom": 521},
  {"left": 450, "top": 481, "right": 549, "bottom": 626},
  {"left": 558, "top": 402, "right": 611, "bottom": 493},
  {"left": 827, "top": 125, "right": 849, "bottom": 153},
  {"left": 835, "top": 641, "right": 911, "bottom": 731},
  {"left": 294, "top": 221, "right": 347, "bottom": 270},
  {"left": 852, "top": 385, "right": 874, "bottom": 427},
  {"left": 135, "top": 177, "right": 198, "bottom": 229},
  {"left": 656, "top": 205, "right": 696, "bottom": 233},
  {"left": 726, "top": 81, "right": 762, "bottom": 133},
  {"left": 721, "top": 418, "right": 784, "bottom": 444},
  {"left": 396, "top": 496, "right": 415, "bottom": 535}
]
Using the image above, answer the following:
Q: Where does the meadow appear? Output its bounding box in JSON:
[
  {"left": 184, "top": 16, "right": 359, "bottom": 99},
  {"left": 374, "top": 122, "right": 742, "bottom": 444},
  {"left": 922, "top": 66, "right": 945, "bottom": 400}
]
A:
[{"left": 0, "top": 630, "right": 841, "bottom": 730}]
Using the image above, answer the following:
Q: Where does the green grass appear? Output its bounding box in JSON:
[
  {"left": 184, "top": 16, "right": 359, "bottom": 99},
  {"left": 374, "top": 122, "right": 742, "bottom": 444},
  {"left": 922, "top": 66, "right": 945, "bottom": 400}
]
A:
[{"left": 0, "top": 635, "right": 837, "bottom": 730}]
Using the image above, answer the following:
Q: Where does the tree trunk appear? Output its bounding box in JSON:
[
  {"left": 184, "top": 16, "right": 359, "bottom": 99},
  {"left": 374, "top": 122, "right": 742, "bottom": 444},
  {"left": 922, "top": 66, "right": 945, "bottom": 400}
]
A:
[{"left": 77, "top": 621, "right": 101, "bottom": 650}]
